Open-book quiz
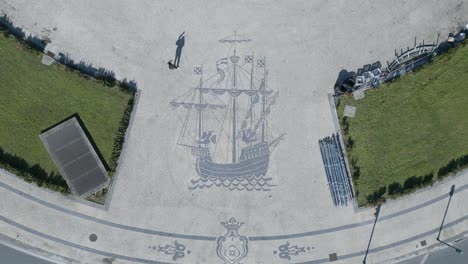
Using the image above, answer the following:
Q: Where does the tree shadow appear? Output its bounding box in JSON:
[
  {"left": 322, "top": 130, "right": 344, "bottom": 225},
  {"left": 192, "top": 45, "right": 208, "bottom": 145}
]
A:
[
  {"left": 57, "top": 53, "right": 115, "bottom": 84},
  {"left": 1, "top": 15, "right": 138, "bottom": 93},
  {"left": 57, "top": 53, "right": 137, "bottom": 93},
  {"left": 0, "top": 15, "right": 47, "bottom": 52}
]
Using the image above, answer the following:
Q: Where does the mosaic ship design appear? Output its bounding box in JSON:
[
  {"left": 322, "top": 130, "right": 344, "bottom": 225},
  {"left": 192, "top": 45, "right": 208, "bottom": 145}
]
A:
[{"left": 170, "top": 33, "right": 284, "bottom": 191}]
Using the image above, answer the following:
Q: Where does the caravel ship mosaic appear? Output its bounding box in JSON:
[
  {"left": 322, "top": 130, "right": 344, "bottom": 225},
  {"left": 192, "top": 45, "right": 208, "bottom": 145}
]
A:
[{"left": 170, "top": 33, "right": 284, "bottom": 191}]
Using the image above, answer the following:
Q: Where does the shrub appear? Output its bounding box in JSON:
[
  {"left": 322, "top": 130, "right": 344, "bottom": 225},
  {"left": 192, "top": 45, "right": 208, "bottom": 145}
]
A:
[
  {"left": 341, "top": 116, "right": 349, "bottom": 135},
  {"left": 350, "top": 158, "right": 360, "bottom": 181},
  {"left": 403, "top": 176, "right": 423, "bottom": 190},
  {"left": 0, "top": 146, "right": 69, "bottom": 193},
  {"left": 109, "top": 95, "right": 135, "bottom": 174},
  {"left": 421, "top": 173, "right": 433, "bottom": 185},
  {"left": 346, "top": 136, "right": 354, "bottom": 150},
  {"left": 388, "top": 182, "right": 403, "bottom": 195},
  {"left": 387, "top": 172, "right": 433, "bottom": 197},
  {"left": 438, "top": 154, "right": 468, "bottom": 179},
  {"left": 366, "top": 186, "right": 386, "bottom": 204}
]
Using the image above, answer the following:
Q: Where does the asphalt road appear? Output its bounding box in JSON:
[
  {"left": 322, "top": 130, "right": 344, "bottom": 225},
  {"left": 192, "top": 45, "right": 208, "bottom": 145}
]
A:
[
  {"left": 399, "top": 238, "right": 467, "bottom": 264},
  {"left": 0, "top": 244, "right": 52, "bottom": 264}
]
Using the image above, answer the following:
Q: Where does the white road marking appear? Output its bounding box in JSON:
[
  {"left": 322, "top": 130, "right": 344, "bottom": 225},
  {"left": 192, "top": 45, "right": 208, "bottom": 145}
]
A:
[{"left": 419, "top": 253, "right": 430, "bottom": 264}]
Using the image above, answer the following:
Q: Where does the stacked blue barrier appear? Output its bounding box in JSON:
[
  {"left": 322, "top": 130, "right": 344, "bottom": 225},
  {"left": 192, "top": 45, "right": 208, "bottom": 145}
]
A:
[{"left": 319, "top": 134, "right": 354, "bottom": 206}]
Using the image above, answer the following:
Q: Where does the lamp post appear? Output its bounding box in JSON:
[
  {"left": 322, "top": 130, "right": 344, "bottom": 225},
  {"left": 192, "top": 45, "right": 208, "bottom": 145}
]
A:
[
  {"left": 436, "top": 237, "right": 464, "bottom": 255},
  {"left": 436, "top": 185, "right": 464, "bottom": 255},
  {"left": 363, "top": 204, "right": 381, "bottom": 264}
]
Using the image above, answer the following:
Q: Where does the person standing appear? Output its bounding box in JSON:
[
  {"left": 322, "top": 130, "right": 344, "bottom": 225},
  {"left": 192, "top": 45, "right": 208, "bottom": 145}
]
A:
[{"left": 174, "top": 32, "right": 185, "bottom": 68}]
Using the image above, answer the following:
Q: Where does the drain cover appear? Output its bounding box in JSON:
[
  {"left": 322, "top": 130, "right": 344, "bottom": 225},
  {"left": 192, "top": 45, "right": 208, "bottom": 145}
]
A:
[
  {"left": 89, "top": 234, "right": 98, "bottom": 242},
  {"left": 329, "top": 253, "right": 338, "bottom": 261}
]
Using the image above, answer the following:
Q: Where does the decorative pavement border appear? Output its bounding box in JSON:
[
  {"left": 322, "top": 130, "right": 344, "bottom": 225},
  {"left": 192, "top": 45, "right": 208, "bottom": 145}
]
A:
[
  {"left": 0, "top": 212, "right": 468, "bottom": 263},
  {"left": 1, "top": 175, "right": 468, "bottom": 242}
]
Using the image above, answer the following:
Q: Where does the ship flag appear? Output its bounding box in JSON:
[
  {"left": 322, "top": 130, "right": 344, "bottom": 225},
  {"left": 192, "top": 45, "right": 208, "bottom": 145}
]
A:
[
  {"left": 193, "top": 65, "right": 203, "bottom": 75},
  {"left": 216, "top": 58, "right": 228, "bottom": 85},
  {"left": 256, "top": 59, "right": 265, "bottom": 68},
  {"left": 217, "top": 57, "right": 228, "bottom": 66}
]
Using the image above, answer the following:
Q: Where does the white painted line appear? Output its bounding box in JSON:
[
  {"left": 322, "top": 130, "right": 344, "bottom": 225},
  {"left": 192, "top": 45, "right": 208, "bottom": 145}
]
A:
[{"left": 419, "top": 253, "right": 430, "bottom": 264}]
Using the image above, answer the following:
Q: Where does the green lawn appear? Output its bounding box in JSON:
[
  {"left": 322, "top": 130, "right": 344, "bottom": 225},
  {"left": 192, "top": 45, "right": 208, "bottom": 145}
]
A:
[
  {"left": 337, "top": 43, "right": 468, "bottom": 206},
  {"left": 0, "top": 33, "right": 132, "bottom": 183}
]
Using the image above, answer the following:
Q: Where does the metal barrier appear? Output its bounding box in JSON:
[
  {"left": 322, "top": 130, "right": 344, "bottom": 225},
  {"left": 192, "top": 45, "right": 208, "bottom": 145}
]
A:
[{"left": 319, "top": 134, "right": 354, "bottom": 206}]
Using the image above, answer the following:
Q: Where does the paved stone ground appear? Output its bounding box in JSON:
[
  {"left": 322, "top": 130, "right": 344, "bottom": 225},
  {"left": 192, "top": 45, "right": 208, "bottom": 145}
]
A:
[{"left": 0, "top": 0, "right": 467, "bottom": 263}]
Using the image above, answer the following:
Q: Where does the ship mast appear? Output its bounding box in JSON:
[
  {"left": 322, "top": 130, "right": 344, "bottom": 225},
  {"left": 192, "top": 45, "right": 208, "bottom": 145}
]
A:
[
  {"left": 249, "top": 51, "right": 255, "bottom": 133},
  {"left": 218, "top": 31, "right": 252, "bottom": 163},
  {"left": 231, "top": 32, "right": 238, "bottom": 163},
  {"left": 261, "top": 57, "right": 267, "bottom": 143},
  {"left": 197, "top": 65, "right": 203, "bottom": 143}
]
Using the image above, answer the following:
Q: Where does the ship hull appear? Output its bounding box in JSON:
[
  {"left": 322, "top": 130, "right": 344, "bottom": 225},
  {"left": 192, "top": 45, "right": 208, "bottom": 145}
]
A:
[{"left": 196, "top": 153, "right": 270, "bottom": 179}]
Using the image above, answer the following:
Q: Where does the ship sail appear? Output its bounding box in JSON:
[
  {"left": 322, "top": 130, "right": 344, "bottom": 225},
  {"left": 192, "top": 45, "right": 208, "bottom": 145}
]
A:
[
  {"left": 170, "top": 102, "right": 227, "bottom": 110},
  {"left": 197, "top": 87, "right": 273, "bottom": 97},
  {"left": 216, "top": 57, "right": 228, "bottom": 85}
]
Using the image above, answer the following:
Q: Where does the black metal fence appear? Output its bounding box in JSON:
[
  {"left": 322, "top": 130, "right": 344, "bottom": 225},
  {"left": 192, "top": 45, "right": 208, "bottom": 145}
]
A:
[
  {"left": 333, "top": 25, "right": 468, "bottom": 96},
  {"left": 384, "top": 51, "right": 434, "bottom": 82}
]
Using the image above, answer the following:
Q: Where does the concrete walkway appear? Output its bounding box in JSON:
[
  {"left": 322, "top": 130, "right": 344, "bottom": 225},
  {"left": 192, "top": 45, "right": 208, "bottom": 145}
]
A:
[{"left": 0, "top": 0, "right": 467, "bottom": 263}]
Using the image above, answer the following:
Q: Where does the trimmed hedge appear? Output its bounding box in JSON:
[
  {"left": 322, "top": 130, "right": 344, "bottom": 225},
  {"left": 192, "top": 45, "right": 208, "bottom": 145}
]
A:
[
  {"left": 385, "top": 154, "right": 468, "bottom": 200},
  {"left": 370, "top": 154, "right": 467, "bottom": 204},
  {"left": 366, "top": 186, "right": 386, "bottom": 205},
  {"left": 0, "top": 147, "right": 69, "bottom": 192},
  {"left": 0, "top": 15, "right": 46, "bottom": 52},
  {"left": 109, "top": 96, "right": 135, "bottom": 175},
  {"left": 437, "top": 154, "right": 468, "bottom": 178}
]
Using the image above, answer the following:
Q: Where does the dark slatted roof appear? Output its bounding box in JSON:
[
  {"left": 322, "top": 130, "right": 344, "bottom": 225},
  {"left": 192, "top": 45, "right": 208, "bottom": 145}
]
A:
[{"left": 40, "top": 117, "right": 108, "bottom": 197}]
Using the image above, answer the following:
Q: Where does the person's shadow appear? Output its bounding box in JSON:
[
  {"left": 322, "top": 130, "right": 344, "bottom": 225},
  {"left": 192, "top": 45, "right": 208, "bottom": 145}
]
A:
[{"left": 174, "top": 32, "right": 185, "bottom": 68}]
